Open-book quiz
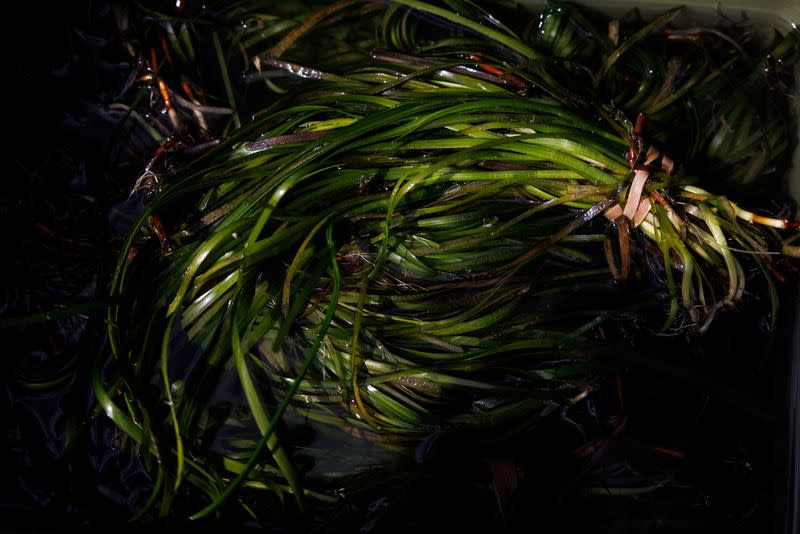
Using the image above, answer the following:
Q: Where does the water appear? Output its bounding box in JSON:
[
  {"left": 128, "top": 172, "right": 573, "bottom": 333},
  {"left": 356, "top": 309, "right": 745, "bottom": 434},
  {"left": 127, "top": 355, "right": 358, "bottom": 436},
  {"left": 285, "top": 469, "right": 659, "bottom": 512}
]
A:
[{"left": 3, "top": 1, "right": 799, "bottom": 531}]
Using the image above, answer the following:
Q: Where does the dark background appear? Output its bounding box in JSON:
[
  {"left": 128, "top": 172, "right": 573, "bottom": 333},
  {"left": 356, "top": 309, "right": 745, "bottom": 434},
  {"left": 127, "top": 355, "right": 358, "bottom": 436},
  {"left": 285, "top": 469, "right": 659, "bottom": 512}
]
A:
[{"left": 2, "top": 2, "right": 798, "bottom": 532}]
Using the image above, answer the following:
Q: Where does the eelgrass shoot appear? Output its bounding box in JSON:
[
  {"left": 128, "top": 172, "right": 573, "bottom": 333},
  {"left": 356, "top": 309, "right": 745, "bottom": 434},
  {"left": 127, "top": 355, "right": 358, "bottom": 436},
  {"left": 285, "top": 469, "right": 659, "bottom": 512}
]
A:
[{"left": 93, "top": 0, "right": 800, "bottom": 522}]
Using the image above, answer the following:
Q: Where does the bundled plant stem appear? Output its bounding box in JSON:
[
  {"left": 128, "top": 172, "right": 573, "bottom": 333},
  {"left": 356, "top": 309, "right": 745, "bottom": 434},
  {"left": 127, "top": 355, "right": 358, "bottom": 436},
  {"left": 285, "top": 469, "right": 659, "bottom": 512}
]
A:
[{"left": 95, "top": 0, "right": 800, "bottom": 521}]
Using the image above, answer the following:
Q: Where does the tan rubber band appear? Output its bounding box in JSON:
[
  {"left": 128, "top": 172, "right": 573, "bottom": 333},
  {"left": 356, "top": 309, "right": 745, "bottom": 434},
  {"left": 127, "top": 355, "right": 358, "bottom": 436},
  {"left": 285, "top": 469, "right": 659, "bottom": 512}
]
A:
[{"left": 623, "top": 169, "right": 649, "bottom": 220}]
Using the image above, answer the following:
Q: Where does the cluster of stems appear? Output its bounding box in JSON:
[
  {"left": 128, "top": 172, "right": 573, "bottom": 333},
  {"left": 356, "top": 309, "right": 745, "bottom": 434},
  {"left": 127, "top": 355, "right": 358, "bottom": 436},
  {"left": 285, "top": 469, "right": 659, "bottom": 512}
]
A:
[{"left": 96, "top": 0, "right": 799, "bottom": 520}]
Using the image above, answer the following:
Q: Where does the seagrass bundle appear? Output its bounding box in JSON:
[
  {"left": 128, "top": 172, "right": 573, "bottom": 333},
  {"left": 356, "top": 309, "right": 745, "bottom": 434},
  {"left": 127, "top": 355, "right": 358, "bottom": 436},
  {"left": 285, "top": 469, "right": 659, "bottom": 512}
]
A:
[{"left": 95, "top": 0, "right": 800, "bottom": 519}]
